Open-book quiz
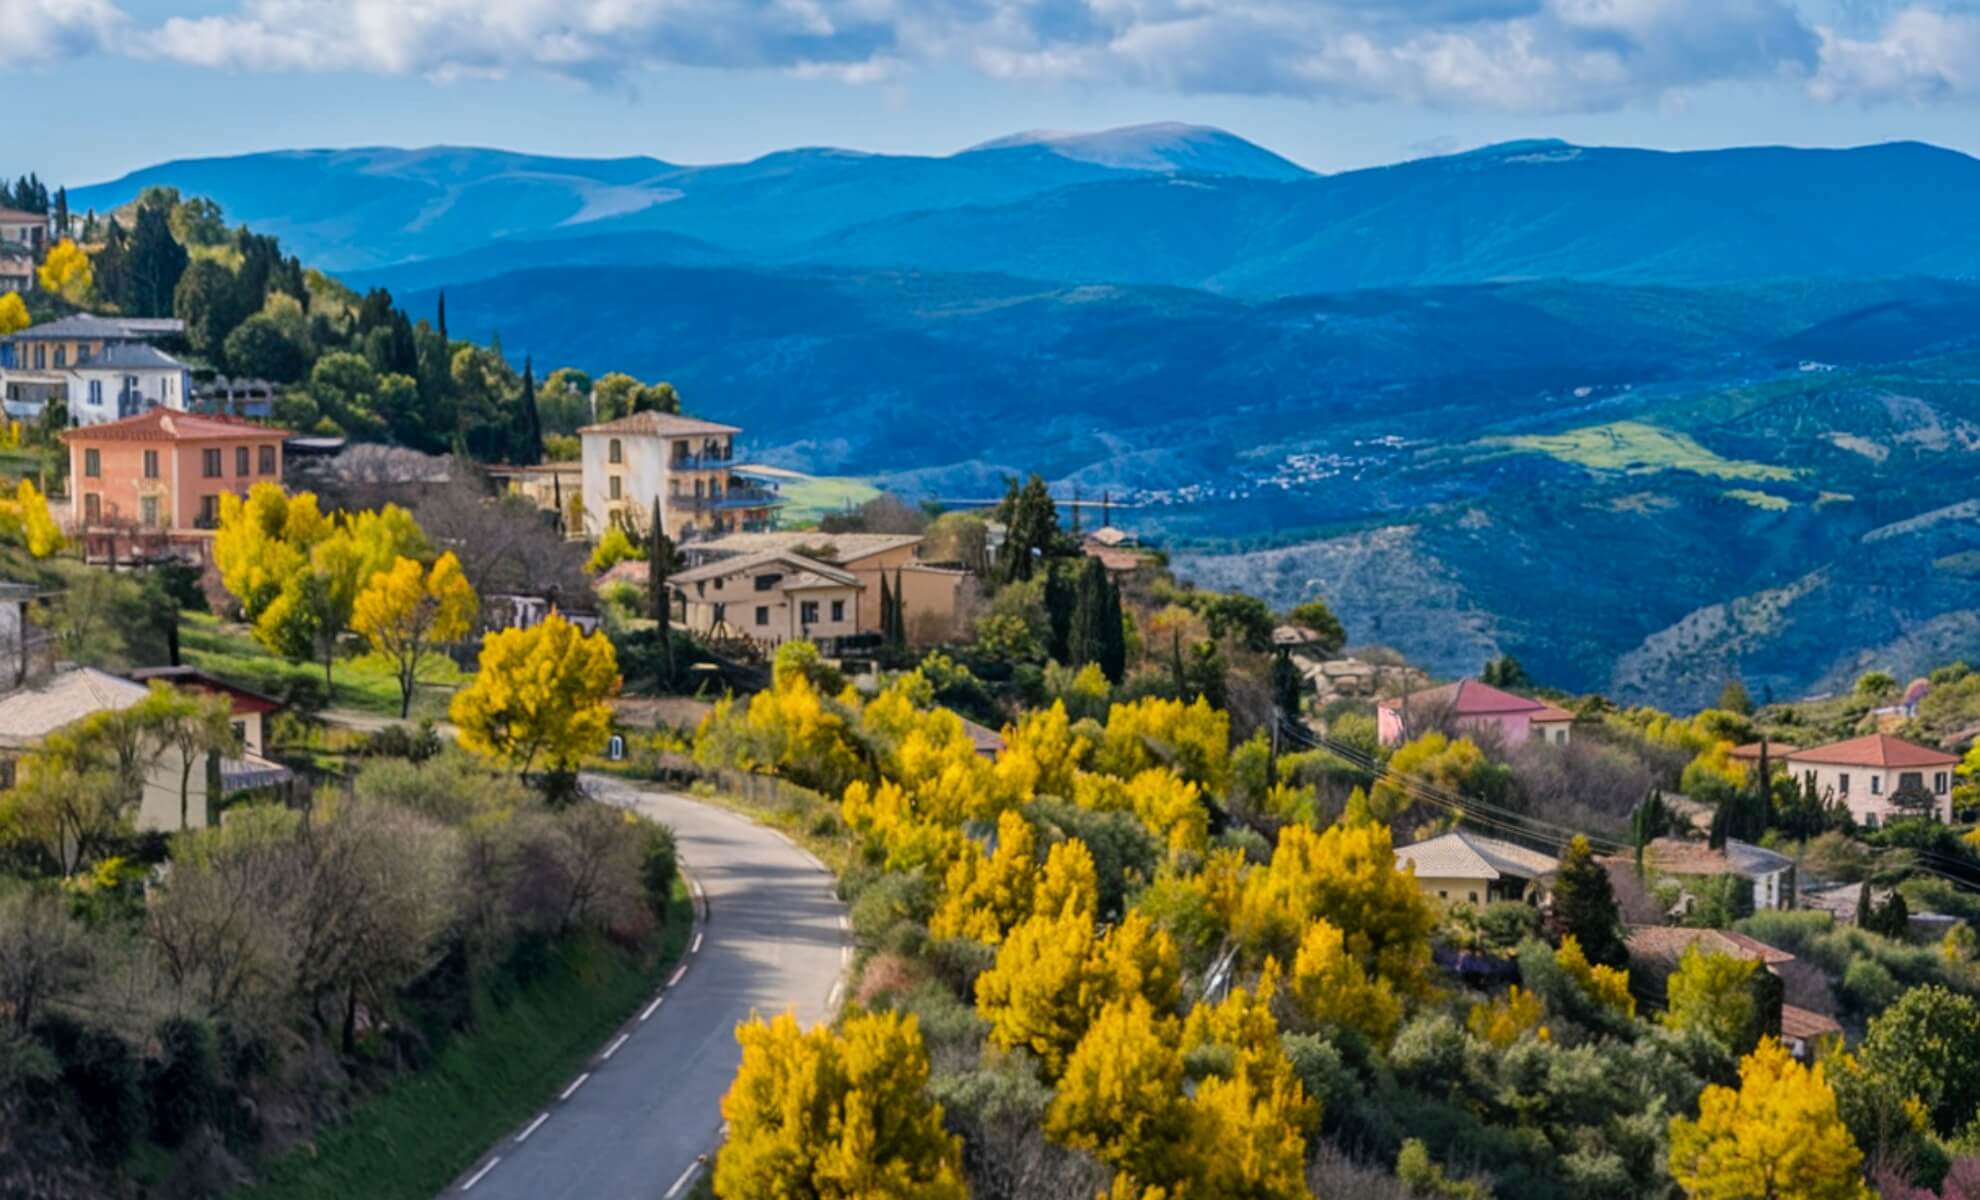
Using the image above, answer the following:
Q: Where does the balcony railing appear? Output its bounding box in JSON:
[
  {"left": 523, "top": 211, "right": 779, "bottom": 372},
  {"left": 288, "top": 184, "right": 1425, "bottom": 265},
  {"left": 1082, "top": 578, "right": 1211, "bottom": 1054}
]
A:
[
  {"left": 669, "top": 486, "right": 785, "bottom": 512},
  {"left": 669, "top": 451, "right": 735, "bottom": 470}
]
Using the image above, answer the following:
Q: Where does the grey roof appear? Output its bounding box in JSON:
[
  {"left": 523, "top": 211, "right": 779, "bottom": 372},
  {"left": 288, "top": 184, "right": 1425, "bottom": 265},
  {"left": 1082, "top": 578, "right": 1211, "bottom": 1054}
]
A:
[
  {"left": 0, "top": 668, "right": 149, "bottom": 747},
  {"left": 79, "top": 343, "right": 184, "bottom": 370},
  {"left": 671, "top": 549, "right": 860, "bottom": 589},
  {"left": 14, "top": 314, "right": 142, "bottom": 340},
  {"left": 687, "top": 531, "right": 923, "bottom": 563},
  {"left": 1395, "top": 830, "right": 1560, "bottom": 882},
  {"left": 1724, "top": 838, "right": 1796, "bottom": 877}
]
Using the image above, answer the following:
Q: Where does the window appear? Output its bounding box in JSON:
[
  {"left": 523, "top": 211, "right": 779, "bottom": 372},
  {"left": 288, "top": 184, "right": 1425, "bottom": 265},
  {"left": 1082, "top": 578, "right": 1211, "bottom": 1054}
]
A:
[
  {"left": 143, "top": 449, "right": 158, "bottom": 479},
  {"left": 235, "top": 446, "right": 249, "bottom": 475},
  {"left": 87, "top": 379, "right": 102, "bottom": 407},
  {"left": 831, "top": 599, "right": 845, "bottom": 622},
  {"left": 83, "top": 448, "right": 100, "bottom": 478},
  {"left": 608, "top": 476, "right": 622, "bottom": 500},
  {"left": 1437, "top": 890, "right": 1448, "bottom": 900},
  {"left": 140, "top": 496, "right": 158, "bottom": 527},
  {"left": 608, "top": 438, "right": 623, "bottom": 464},
  {"left": 1900, "top": 771, "right": 1924, "bottom": 794},
  {"left": 1870, "top": 776, "right": 1882, "bottom": 795},
  {"left": 800, "top": 600, "right": 820, "bottom": 625},
  {"left": 755, "top": 573, "right": 781, "bottom": 591},
  {"left": 258, "top": 445, "right": 275, "bottom": 474},
  {"left": 231, "top": 721, "right": 247, "bottom": 744},
  {"left": 202, "top": 448, "right": 221, "bottom": 478},
  {"left": 1937, "top": 772, "right": 1951, "bottom": 794},
  {"left": 755, "top": 605, "right": 769, "bottom": 626},
  {"left": 32, "top": 344, "right": 43, "bottom": 369},
  {"left": 83, "top": 493, "right": 100, "bottom": 523},
  {"left": 1838, "top": 773, "right": 1850, "bottom": 794},
  {"left": 53, "top": 345, "right": 65, "bottom": 368},
  {"left": 1554, "top": 729, "right": 1567, "bottom": 745},
  {"left": 199, "top": 495, "right": 219, "bottom": 525},
  {"left": 1468, "top": 892, "right": 1479, "bottom": 905}
]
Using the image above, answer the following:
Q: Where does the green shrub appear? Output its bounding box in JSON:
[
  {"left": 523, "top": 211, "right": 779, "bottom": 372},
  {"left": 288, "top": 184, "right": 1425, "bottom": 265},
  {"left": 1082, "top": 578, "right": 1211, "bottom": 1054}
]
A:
[
  {"left": 641, "top": 825, "right": 678, "bottom": 923},
  {"left": 1843, "top": 957, "right": 1903, "bottom": 1015}
]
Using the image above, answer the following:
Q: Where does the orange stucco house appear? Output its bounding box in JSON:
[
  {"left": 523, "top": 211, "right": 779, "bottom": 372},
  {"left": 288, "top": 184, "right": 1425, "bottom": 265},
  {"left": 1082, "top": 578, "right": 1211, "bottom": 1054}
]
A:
[{"left": 63, "top": 409, "right": 289, "bottom": 562}]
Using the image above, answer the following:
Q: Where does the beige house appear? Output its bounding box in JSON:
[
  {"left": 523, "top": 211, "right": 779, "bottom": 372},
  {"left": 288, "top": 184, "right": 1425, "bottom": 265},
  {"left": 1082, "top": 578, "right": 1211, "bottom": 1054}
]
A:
[
  {"left": 1779, "top": 733, "right": 1959, "bottom": 827},
  {"left": 671, "top": 550, "right": 864, "bottom": 645},
  {"left": 682, "top": 530, "right": 975, "bottom": 643},
  {"left": 0, "top": 669, "right": 220, "bottom": 833},
  {"left": 577, "top": 411, "right": 783, "bottom": 542},
  {"left": 1394, "top": 830, "right": 1559, "bottom": 907}
]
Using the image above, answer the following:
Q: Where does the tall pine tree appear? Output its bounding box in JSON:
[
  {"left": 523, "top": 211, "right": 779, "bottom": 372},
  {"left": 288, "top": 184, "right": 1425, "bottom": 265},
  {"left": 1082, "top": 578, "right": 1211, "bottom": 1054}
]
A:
[
  {"left": 515, "top": 355, "right": 544, "bottom": 465},
  {"left": 1554, "top": 834, "right": 1628, "bottom": 967}
]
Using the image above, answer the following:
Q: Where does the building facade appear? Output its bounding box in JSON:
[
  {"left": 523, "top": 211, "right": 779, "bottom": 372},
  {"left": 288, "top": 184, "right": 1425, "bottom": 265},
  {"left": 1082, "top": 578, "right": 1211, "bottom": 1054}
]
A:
[
  {"left": 681, "top": 531, "right": 976, "bottom": 643},
  {"left": 670, "top": 550, "right": 863, "bottom": 646},
  {"left": 1377, "top": 678, "right": 1575, "bottom": 748},
  {"left": 0, "top": 315, "right": 191, "bottom": 424},
  {"left": 63, "top": 409, "right": 289, "bottom": 556},
  {"left": 1780, "top": 734, "right": 1960, "bottom": 826},
  {"left": 577, "top": 411, "right": 782, "bottom": 542}
]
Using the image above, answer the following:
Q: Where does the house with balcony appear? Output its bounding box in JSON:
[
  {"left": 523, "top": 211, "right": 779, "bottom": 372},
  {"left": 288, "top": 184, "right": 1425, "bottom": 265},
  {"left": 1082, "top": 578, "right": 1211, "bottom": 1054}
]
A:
[
  {"left": 1377, "top": 678, "right": 1575, "bottom": 748},
  {"left": 577, "top": 411, "right": 784, "bottom": 542},
  {"left": 63, "top": 408, "right": 288, "bottom": 564},
  {"left": 0, "top": 314, "right": 191, "bottom": 424},
  {"left": 0, "top": 207, "right": 48, "bottom": 257}
]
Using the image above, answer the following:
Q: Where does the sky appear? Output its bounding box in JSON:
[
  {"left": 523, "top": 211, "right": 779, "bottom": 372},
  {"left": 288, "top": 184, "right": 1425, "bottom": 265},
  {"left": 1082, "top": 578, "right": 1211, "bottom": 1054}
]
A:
[{"left": 5, "top": 0, "right": 1979, "bottom": 184}]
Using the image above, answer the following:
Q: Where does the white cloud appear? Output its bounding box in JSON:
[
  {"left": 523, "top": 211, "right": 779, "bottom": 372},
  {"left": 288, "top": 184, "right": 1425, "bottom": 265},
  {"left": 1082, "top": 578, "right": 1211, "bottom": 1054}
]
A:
[
  {"left": 27, "top": 0, "right": 1980, "bottom": 111},
  {"left": 1813, "top": 5, "right": 1980, "bottom": 101},
  {"left": 0, "top": 0, "right": 123, "bottom": 66}
]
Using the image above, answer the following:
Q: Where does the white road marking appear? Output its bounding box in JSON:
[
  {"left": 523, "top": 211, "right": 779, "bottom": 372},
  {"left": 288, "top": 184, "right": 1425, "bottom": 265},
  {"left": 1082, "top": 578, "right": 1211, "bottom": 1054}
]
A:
[
  {"left": 841, "top": 944, "right": 851, "bottom": 966},
  {"left": 838, "top": 914, "right": 848, "bottom": 930},
  {"left": 461, "top": 1157, "right": 501, "bottom": 1190},
  {"left": 690, "top": 932, "right": 703, "bottom": 955},
  {"left": 668, "top": 965, "right": 687, "bottom": 988},
  {"left": 514, "top": 1113, "right": 549, "bottom": 1143},
  {"left": 602, "top": 1033, "right": 630, "bottom": 1060},
  {"left": 827, "top": 981, "right": 843, "bottom": 1008},
  {"left": 664, "top": 1161, "right": 701, "bottom": 1199},
  {"left": 559, "top": 1073, "right": 590, "bottom": 1101},
  {"left": 641, "top": 994, "right": 664, "bottom": 1021}
]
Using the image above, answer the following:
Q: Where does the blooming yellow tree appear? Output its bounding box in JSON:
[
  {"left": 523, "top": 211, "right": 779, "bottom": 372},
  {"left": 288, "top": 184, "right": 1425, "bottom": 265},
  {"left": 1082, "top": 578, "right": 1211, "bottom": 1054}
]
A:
[
  {"left": 1467, "top": 985, "right": 1550, "bottom": 1048},
  {"left": 252, "top": 504, "right": 428, "bottom": 686},
  {"left": 717, "top": 1010, "right": 966, "bottom": 1200},
  {"left": 1285, "top": 918, "right": 1403, "bottom": 1045},
  {"left": 352, "top": 552, "right": 479, "bottom": 717},
  {"left": 1664, "top": 946, "right": 1760, "bottom": 1054},
  {"left": 976, "top": 905, "right": 1180, "bottom": 1076},
  {"left": 1556, "top": 934, "right": 1635, "bottom": 1016},
  {"left": 1668, "top": 1037, "right": 1872, "bottom": 1200},
  {"left": 0, "top": 480, "right": 64, "bottom": 558},
  {"left": 451, "top": 612, "right": 619, "bottom": 777},
  {"left": 36, "top": 238, "right": 93, "bottom": 304},
  {"left": 0, "top": 292, "right": 27, "bottom": 336},
  {"left": 930, "top": 810, "right": 1039, "bottom": 944},
  {"left": 1232, "top": 820, "right": 1437, "bottom": 995}
]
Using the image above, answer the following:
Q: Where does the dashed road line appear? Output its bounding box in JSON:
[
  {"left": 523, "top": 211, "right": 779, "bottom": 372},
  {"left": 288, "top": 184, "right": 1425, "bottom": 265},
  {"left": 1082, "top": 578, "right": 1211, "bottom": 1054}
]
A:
[
  {"left": 559, "top": 1073, "right": 590, "bottom": 1101},
  {"left": 827, "top": 981, "right": 843, "bottom": 1008},
  {"left": 461, "top": 1157, "right": 501, "bottom": 1190},
  {"left": 668, "top": 965, "right": 687, "bottom": 988},
  {"left": 664, "top": 1160, "right": 701, "bottom": 1199},
  {"left": 641, "top": 994, "right": 664, "bottom": 1021},
  {"left": 602, "top": 1032, "right": 630, "bottom": 1061},
  {"left": 691, "top": 932, "right": 703, "bottom": 955},
  {"left": 514, "top": 1113, "right": 549, "bottom": 1144}
]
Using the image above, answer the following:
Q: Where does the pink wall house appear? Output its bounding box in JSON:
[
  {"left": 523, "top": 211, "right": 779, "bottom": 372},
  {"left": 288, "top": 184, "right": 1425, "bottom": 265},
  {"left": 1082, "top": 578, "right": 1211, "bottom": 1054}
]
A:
[
  {"left": 1377, "top": 678, "right": 1575, "bottom": 748},
  {"left": 64, "top": 408, "right": 288, "bottom": 536}
]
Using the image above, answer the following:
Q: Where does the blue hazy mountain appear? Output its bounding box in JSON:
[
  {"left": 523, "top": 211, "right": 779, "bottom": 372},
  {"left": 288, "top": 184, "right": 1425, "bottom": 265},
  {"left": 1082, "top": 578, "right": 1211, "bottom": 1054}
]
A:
[{"left": 71, "top": 123, "right": 1308, "bottom": 273}]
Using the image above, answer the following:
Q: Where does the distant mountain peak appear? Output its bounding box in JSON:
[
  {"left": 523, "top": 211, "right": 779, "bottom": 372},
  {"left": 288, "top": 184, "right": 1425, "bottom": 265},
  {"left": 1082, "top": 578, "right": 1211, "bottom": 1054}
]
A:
[{"left": 963, "top": 122, "right": 1312, "bottom": 180}]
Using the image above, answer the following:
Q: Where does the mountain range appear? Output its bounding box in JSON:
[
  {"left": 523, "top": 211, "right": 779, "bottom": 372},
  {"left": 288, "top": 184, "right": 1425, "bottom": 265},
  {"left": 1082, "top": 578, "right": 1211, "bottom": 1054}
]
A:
[{"left": 68, "top": 126, "right": 1980, "bottom": 707}]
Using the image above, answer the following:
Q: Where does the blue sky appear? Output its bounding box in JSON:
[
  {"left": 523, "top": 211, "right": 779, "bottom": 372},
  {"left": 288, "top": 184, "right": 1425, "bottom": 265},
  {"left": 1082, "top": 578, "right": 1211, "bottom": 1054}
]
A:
[{"left": 6, "top": 0, "right": 1979, "bottom": 184}]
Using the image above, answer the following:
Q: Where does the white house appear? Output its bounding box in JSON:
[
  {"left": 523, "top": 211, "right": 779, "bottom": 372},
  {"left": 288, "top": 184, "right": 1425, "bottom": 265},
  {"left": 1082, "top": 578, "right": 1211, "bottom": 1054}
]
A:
[
  {"left": 1780, "top": 733, "right": 1961, "bottom": 827},
  {"left": 0, "top": 314, "right": 191, "bottom": 424},
  {"left": 577, "top": 410, "right": 783, "bottom": 542}
]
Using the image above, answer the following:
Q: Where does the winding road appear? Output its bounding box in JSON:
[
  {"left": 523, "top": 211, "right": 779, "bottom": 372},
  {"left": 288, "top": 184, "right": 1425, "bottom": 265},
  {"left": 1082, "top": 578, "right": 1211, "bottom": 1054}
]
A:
[{"left": 446, "top": 776, "right": 850, "bottom": 1200}]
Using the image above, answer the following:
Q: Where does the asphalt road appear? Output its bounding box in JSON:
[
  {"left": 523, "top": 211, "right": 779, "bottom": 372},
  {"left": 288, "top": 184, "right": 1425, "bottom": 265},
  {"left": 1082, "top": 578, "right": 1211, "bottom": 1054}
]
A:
[{"left": 448, "top": 776, "right": 849, "bottom": 1200}]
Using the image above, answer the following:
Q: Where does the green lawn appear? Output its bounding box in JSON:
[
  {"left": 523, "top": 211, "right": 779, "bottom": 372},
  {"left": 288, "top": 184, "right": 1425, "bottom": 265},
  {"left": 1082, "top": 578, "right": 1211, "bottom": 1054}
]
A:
[
  {"left": 179, "top": 611, "right": 465, "bottom": 719},
  {"left": 237, "top": 883, "right": 693, "bottom": 1200},
  {"left": 767, "top": 472, "right": 880, "bottom": 527},
  {"left": 1723, "top": 488, "right": 1793, "bottom": 511},
  {"left": 1485, "top": 420, "right": 1793, "bottom": 483}
]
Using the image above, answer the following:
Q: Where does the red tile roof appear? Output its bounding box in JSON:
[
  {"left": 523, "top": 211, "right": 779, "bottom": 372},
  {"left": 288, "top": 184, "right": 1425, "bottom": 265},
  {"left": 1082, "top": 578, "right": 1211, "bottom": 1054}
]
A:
[
  {"left": 61, "top": 408, "right": 290, "bottom": 443},
  {"left": 1626, "top": 925, "right": 1797, "bottom": 966},
  {"left": 1728, "top": 740, "right": 1804, "bottom": 761},
  {"left": 1783, "top": 733, "right": 1960, "bottom": 769},
  {"left": 1780, "top": 1004, "right": 1843, "bottom": 1041}
]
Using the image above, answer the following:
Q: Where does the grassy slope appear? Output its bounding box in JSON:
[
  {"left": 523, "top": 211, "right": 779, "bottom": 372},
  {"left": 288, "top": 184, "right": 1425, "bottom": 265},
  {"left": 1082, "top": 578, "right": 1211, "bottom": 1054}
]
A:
[
  {"left": 768, "top": 473, "right": 880, "bottom": 527},
  {"left": 179, "top": 612, "right": 465, "bottom": 720},
  {"left": 1487, "top": 420, "right": 1792, "bottom": 483},
  {"left": 238, "top": 881, "right": 693, "bottom": 1200}
]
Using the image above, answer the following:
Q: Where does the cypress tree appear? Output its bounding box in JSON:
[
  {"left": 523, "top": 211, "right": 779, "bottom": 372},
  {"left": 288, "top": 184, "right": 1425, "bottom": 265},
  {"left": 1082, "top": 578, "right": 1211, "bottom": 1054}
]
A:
[
  {"left": 436, "top": 291, "right": 448, "bottom": 340},
  {"left": 879, "top": 573, "right": 894, "bottom": 645},
  {"left": 516, "top": 355, "right": 543, "bottom": 465},
  {"left": 1554, "top": 834, "right": 1628, "bottom": 967},
  {"left": 1855, "top": 882, "right": 1875, "bottom": 929},
  {"left": 892, "top": 567, "right": 907, "bottom": 646},
  {"left": 1043, "top": 563, "right": 1075, "bottom": 662},
  {"left": 1068, "top": 556, "right": 1109, "bottom": 671},
  {"left": 1099, "top": 570, "right": 1126, "bottom": 684}
]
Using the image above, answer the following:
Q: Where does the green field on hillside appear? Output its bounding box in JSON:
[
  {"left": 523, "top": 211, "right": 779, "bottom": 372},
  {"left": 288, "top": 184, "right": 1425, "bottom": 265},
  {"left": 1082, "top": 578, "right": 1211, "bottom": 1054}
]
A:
[
  {"left": 768, "top": 472, "right": 881, "bottom": 526},
  {"left": 1488, "top": 420, "right": 1793, "bottom": 482}
]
